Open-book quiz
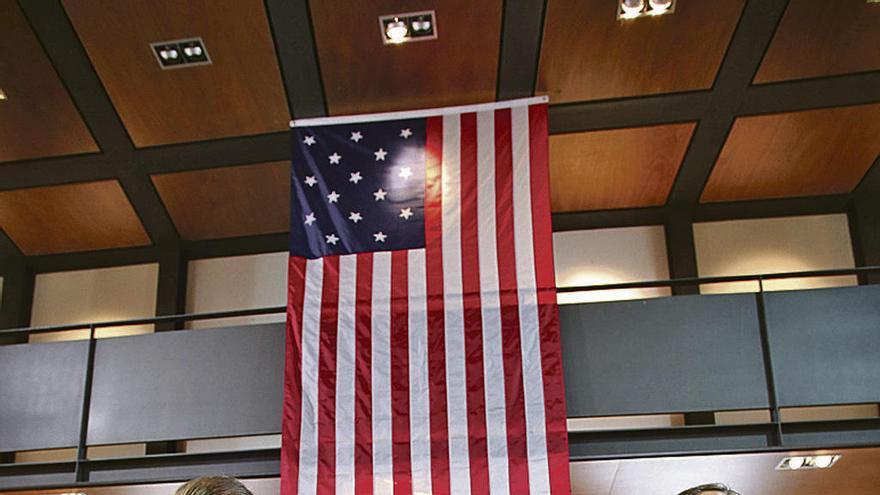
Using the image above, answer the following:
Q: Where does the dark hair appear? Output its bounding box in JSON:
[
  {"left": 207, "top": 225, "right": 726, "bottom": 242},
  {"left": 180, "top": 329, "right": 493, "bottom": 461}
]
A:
[{"left": 175, "top": 476, "right": 254, "bottom": 495}]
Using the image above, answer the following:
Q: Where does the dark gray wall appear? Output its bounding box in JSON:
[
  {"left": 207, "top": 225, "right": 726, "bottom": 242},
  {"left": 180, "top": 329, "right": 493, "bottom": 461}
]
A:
[
  {"left": 87, "top": 323, "right": 284, "bottom": 445},
  {"left": 0, "top": 341, "right": 88, "bottom": 451},
  {"left": 764, "top": 285, "right": 880, "bottom": 408},
  {"left": 560, "top": 294, "right": 770, "bottom": 417}
]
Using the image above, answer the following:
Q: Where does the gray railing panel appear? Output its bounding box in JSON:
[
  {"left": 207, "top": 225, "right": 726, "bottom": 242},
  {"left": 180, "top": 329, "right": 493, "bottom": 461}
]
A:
[
  {"left": 87, "top": 323, "right": 284, "bottom": 445},
  {"left": 560, "top": 294, "right": 770, "bottom": 417},
  {"left": 0, "top": 341, "right": 88, "bottom": 452},
  {"left": 764, "top": 285, "right": 880, "bottom": 408}
]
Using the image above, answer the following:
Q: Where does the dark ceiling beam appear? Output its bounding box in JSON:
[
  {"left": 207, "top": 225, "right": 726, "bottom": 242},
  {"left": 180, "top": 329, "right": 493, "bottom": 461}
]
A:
[
  {"left": 136, "top": 133, "right": 290, "bottom": 175},
  {"left": 552, "top": 207, "right": 667, "bottom": 231},
  {"left": 695, "top": 194, "right": 851, "bottom": 222},
  {"left": 0, "top": 155, "right": 115, "bottom": 191},
  {"left": 265, "top": 0, "right": 327, "bottom": 118},
  {"left": 743, "top": 71, "right": 880, "bottom": 115},
  {"left": 18, "top": 0, "right": 179, "bottom": 245},
  {"left": 496, "top": 0, "right": 547, "bottom": 100},
  {"left": 548, "top": 92, "right": 709, "bottom": 134},
  {"left": 0, "top": 230, "right": 22, "bottom": 259},
  {"left": 22, "top": 245, "right": 161, "bottom": 274},
  {"left": 853, "top": 154, "right": 880, "bottom": 197},
  {"left": 666, "top": 0, "right": 790, "bottom": 206}
]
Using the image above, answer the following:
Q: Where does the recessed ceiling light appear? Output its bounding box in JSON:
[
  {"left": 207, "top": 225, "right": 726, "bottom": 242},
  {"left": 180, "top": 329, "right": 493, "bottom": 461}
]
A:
[
  {"left": 776, "top": 454, "right": 841, "bottom": 470},
  {"left": 379, "top": 10, "right": 437, "bottom": 45},
  {"left": 0, "top": 88, "right": 7, "bottom": 101},
  {"left": 677, "top": 483, "right": 741, "bottom": 495},
  {"left": 618, "top": 0, "right": 675, "bottom": 19},
  {"left": 150, "top": 37, "right": 211, "bottom": 69}
]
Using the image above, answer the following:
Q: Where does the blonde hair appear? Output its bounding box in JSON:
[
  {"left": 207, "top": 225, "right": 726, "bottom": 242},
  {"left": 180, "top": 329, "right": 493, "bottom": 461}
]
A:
[{"left": 175, "top": 476, "right": 253, "bottom": 495}]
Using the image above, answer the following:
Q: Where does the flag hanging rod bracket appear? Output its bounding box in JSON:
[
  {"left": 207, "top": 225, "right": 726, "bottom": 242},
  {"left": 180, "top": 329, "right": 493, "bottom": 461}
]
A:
[{"left": 289, "top": 96, "right": 549, "bottom": 128}]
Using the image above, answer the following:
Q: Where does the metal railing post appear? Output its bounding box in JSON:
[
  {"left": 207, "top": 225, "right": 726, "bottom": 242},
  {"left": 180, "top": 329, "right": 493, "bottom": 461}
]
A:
[
  {"left": 74, "top": 324, "right": 97, "bottom": 482},
  {"left": 754, "top": 275, "right": 784, "bottom": 447}
]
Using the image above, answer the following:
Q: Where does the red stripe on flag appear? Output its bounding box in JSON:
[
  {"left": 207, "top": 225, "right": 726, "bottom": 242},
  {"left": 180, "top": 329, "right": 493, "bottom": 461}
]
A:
[
  {"left": 355, "top": 253, "right": 374, "bottom": 495},
  {"left": 281, "top": 256, "right": 308, "bottom": 495},
  {"left": 317, "top": 256, "right": 340, "bottom": 494},
  {"left": 494, "top": 108, "right": 531, "bottom": 492},
  {"left": 390, "top": 251, "right": 412, "bottom": 494},
  {"left": 458, "top": 112, "right": 490, "bottom": 495},
  {"left": 424, "top": 116, "right": 451, "bottom": 495},
  {"left": 528, "top": 104, "right": 571, "bottom": 495}
]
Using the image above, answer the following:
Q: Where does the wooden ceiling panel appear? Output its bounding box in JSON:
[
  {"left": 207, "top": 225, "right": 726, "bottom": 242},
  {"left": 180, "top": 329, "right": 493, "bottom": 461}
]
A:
[
  {"left": 152, "top": 161, "right": 290, "bottom": 241},
  {"left": 310, "top": 0, "right": 502, "bottom": 116},
  {"left": 755, "top": 0, "right": 880, "bottom": 84},
  {"left": 62, "top": 0, "right": 289, "bottom": 147},
  {"left": 0, "top": 0, "right": 98, "bottom": 162},
  {"left": 550, "top": 123, "right": 695, "bottom": 212},
  {"left": 702, "top": 104, "right": 880, "bottom": 203},
  {"left": 537, "top": 0, "right": 745, "bottom": 104},
  {"left": 0, "top": 181, "right": 150, "bottom": 255}
]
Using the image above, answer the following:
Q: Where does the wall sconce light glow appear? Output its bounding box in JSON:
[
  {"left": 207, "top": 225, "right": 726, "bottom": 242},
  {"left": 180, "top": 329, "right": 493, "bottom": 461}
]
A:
[
  {"left": 776, "top": 454, "right": 841, "bottom": 471},
  {"left": 385, "top": 18, "right": 408, "bottom": 43},
  {"left": 0, "top": 88, "right": 7, "bottom": 101}
]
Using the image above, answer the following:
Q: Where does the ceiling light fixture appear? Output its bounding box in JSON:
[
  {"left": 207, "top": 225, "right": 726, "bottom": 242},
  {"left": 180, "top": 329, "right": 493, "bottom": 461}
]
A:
[
  {"left": 379, "top": 10, "right": 437, "bottom": 45},
  {"left": 385, "top": 18, "right": 408, "bottom": 44},
  {"left": 151, "top": 37, "right": 211, "bottom": 69},
  {"left": 776, "top": 454, "right": 841, "bottom": 471},
  {"left": 0, "top": 88, "right": 7, "bottom": 101},
  {"left": 618, "top": 0, "right": 675, "bottom": 19},
  {"left": 677, "top": 483, "right": 741, "bottom": 495}
]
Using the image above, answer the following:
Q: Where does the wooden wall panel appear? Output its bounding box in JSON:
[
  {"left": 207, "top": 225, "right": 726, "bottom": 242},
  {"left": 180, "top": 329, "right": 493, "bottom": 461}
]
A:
[
  {"left": 537, "top": 0, "right": 745, "bottom": 104},
  {"left": 310, "top": 0, "right": 502, "bottom": 116},
  {"left": 0, "top": 181, "right": 150, "bottom": 255},
  {"left": 755, "top": 0, "right": 880, "bottom": 84},
  {"left": 152, "top": 161, "right": 290, "bottom": 241},
  {"left": 550, "top": 123, "right": 695, "bottom": 212},
  {"left": 702, "top": 104, "right": 880, "bottom": 202},
  {"left": 0, "top": 0, "right": 98, "bottom": 162},
  {"left": 62, "top": 0, "right": 289, "bottom": 147}
]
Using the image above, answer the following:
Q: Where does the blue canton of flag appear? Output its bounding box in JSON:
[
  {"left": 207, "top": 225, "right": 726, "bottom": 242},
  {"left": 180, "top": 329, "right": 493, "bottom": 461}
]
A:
[{"left": 290, "top": 119, "right": 426, "bottom": 258}]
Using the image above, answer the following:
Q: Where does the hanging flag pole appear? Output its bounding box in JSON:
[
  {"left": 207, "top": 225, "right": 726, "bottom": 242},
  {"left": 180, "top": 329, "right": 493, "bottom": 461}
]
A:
[{"left": 289, "top": 95, "right": 549, "bottom": 128}]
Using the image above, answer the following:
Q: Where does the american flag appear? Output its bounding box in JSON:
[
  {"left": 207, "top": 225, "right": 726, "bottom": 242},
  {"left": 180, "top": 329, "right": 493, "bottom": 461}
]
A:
[{"left": 282, "top": 98, "right": 570, "bottom": 495}]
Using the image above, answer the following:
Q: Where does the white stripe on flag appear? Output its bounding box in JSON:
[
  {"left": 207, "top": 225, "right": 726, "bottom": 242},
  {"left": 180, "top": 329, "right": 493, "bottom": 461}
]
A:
[
  {"left": 335, "top": 255, "right": 357, "bottom": 494},
  {"left": 408, "top": 248, "right": 432, "bottom": 494},
  {"left": 476, "top": 109, "right": 512, "bottom": 495},
  {"left": 372, "top": 252, "right": 394, "bottom": 495},
  {"left": 442, "top": 114, "right": 472, "bottom": 494},
  {"left": 511, "top": 105, "right": 552, "bottom": 494},
  {"left": 298, "top": 259, "right": 324, "bottom": 495}
]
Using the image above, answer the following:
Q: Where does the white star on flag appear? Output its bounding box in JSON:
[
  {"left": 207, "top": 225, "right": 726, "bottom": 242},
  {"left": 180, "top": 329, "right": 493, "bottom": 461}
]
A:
[
  {"left": 400, "top": 128, "right": 412, "bottom": 139},
  {"left": 329, "top": 152, "right": 342, "bottom": 164},
  {"left": 349, "top": 171, "right": 363, "bottom": 184},
  {"left": 327, "top": 191, "right": 340, "bottom": 203},
  {"left": 350, "top": 131, "right": 363, "bottom": 143},
  {"left": 374, "top": 148, "right": 387, "bottom": 161},
  {"left": 348, "top": 211, "right": 363, "bottom": 223},
  {"left": 325, "top": 234, "right": 339, "bottom": 245},
  {"left": 373, "top": 188, "right": 387, "bottom": 201},
  {"left": 303, "top": 135, "right": 316, "bottom": 146},
  {"left": 398, "top": 167, "right": 413, "bottom": 180},
  {"left": 304, "top": 176, "right": 317, "bottom": 187},
  {"left": 373, "top": 232, "right": 387, "bottom": 242},
  {"left": 304, "top": 212, "right": 316, "bottom": 226},
  {"left": 399, "top": 207, "right": 413, "bottom": 220}
]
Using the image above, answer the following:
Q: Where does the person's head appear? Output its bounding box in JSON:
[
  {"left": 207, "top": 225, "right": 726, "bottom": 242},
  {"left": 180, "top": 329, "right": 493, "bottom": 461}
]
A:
[{"left": 175, "top": 476, "right": 253, "bottom": 495}]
